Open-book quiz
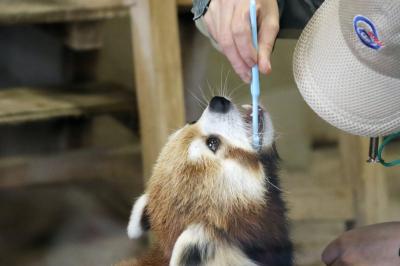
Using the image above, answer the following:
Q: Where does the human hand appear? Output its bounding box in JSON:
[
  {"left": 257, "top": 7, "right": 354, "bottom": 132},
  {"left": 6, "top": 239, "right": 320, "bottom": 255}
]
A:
[
  {"left": 203, "top": 0, "right": 280, "bottom": 83},
  {"left": 322, "top": 222, "right": 400, "bottom": 266}
]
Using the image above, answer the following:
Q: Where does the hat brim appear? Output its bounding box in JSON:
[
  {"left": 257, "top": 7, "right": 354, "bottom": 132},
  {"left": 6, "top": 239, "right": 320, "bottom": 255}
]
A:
[{"left": 293, "top": 0, "right": 400, "bottom": 137}]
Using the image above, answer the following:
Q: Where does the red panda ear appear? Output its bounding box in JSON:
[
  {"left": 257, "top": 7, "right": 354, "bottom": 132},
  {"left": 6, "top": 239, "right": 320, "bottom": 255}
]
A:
[{"left": 127, "top": 194, "right": 150, "bottom": 239}]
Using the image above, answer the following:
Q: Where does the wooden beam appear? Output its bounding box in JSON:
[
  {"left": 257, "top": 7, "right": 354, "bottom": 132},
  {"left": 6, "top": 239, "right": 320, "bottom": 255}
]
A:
[
  {"left": 0, "top": 85, "right": 135, "bottom": 124},
  {"left": 0, "top": 145, "right": 142, "bottom": 188},
  {"left": 129, "top": 0, "right": 185, "bottom": 179},
  {"left": 0, "top": 0, "right": 192, "bottom": 26},
  {"left": 339, "top": 134, "right": 388, "bottom": 226},
  {"left": 0, "top": 0, "right": 128, "bottom": 25}
]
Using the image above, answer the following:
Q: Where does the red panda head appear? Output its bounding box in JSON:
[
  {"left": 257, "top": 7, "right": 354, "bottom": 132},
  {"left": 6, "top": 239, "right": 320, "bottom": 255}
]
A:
[{"left": 145, "top": 96, "right": 276, "bottom": 252}]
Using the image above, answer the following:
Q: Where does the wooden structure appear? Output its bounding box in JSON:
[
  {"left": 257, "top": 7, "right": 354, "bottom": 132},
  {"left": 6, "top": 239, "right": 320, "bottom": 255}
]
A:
[
  {"left": 130, "top": 0, "right": 185, "bottom": 179},
  {"left": 339, "top": 134, "right": 388, "bottom": 226},
  {"left": 0, "top": 0, "right": 194, "bottom": 186}
]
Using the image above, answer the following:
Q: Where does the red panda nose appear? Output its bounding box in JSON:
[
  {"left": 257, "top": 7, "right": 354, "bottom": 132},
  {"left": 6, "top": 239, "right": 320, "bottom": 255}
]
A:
[{"left": 209, "top": 96, "right": 231, "bottom": 114}]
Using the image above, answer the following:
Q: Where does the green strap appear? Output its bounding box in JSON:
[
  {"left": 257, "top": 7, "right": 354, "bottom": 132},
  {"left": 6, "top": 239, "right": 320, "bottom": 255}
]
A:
[{"left": 377, "top": 131, "right": 400, "bottom": 167}]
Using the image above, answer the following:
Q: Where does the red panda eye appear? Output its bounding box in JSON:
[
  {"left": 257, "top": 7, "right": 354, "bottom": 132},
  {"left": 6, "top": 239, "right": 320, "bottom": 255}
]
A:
[{"left": 206, "top": 136, "right": 220, "bottom": 153}]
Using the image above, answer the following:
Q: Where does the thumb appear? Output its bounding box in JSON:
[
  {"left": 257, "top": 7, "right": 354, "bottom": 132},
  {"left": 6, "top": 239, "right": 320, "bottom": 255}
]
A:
[{"left": 258, "top": 16, "right": 279, "bottom": 75}]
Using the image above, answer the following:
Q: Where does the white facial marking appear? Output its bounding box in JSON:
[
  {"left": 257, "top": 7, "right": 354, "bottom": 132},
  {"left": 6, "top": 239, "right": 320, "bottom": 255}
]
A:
[
  {"left": 260, "top": 112, "right": 274, "bottom": 148},
  {"left": 127, "top": 194, "right": 148, "bottom": 239},
  {"left": 239, "top": 104, "right": 275, "bottom": 148},
  {"left": 218, "top": 160, "right": 266, "bottom": 202},
  {"left": 188, "top": 138, "right": 211, "bottom": 161},
  {"left": 198, "top": 107, "right": 253, "bottom": 151},
  {"left": 197, "top": 104, "right": 275, "bottom": 151}
]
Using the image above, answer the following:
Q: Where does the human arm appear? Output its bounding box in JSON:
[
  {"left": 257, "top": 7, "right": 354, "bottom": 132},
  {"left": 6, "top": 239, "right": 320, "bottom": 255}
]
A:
[
  {"left": 322, "top": 222, "right": 400, "bottom": 266},
  {"left": 192, "top": 0, "right": 324, "bottom": 83}
]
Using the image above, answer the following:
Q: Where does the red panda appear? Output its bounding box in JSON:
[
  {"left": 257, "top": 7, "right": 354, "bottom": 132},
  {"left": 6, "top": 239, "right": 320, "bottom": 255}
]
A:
[{"left": 121, "top": 96, "right": 293, "bottom": 266}]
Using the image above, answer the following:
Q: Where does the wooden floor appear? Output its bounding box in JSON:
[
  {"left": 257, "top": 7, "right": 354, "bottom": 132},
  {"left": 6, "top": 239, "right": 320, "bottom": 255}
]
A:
[
  {"left": 284, "top": 147, "right": 350, "bottom": 266},
  {"left": 285, "top": 144, "right": 400, "bottom": 266}
]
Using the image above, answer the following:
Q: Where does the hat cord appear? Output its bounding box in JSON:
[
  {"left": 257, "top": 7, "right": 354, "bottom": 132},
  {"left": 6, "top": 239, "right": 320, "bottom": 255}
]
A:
[{"left": 377, "top": 131, "right": 400, "bottom": 167}]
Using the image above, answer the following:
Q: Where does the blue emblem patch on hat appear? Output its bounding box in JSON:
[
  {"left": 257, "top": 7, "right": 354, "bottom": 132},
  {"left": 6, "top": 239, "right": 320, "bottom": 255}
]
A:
[{"left": 353, "top": 15, "right": 383, "bottom": 50}]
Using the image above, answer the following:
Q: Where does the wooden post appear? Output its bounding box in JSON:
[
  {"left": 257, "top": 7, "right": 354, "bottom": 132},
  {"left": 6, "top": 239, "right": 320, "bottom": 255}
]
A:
[
  {"left": 129, "top": 0, "right": 185, "bottom": 180},
  {"left": 339, "top": 133, "right": 388, "bottom": 226}
]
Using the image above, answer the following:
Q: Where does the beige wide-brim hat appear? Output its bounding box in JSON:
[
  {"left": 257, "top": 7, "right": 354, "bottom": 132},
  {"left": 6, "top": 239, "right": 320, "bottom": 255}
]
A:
[{"left": 293, "top": 0, "right": 400, "bottom": 137}]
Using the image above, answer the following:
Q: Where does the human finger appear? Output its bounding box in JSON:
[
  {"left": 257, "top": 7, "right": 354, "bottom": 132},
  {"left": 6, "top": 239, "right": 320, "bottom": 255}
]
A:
[
  {"left": 217, "top": 2, "right": 251, "bottom": 82},
  {"left": 231, "top": 1, "right": 257, "bottom": 68},
  {"left": 257, "top": 1, "right": 279, "bottom": 74}
]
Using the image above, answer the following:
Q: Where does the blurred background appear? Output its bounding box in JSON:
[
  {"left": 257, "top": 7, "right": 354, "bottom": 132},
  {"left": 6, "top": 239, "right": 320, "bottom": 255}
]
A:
[{"left": 0, "top": 1, "right": 399, "bottom": 266}]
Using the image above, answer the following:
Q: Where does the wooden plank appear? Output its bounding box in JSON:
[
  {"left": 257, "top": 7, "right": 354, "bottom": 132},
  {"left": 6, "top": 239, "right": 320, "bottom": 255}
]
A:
[
  {"left": 339, "top": 134, "right": 388, "bottom": 226},
  {"left": 129, "top": 0, "right": 185, "bottom": 179},
  {"left": 0, "top": 144, "right": 141, "bottom": 188},
  {"left": 0, "top": 0, "right": 192, "bottom": 25},
  {"left": 0, "top": 85, "right": 135, "bottom": 124},
  {"left": 0, "top": 0, "right": 128, "bottom": 25}
]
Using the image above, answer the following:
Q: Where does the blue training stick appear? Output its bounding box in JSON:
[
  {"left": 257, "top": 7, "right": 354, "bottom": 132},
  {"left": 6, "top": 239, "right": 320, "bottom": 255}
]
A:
[{"left": 250, "top": 0, "right": 260, "bottom": 149}]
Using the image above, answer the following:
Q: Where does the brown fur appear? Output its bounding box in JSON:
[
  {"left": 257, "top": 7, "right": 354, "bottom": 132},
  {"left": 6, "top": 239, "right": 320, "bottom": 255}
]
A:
[
  {"left": 119, "top": 107, "right": 293, "bottom": 266},
  {"left": 225, "top": 147, "right": 261, "bottom": 171},
  {"left": 132, "top": 125, "right": 265, "bottom": 265}
]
